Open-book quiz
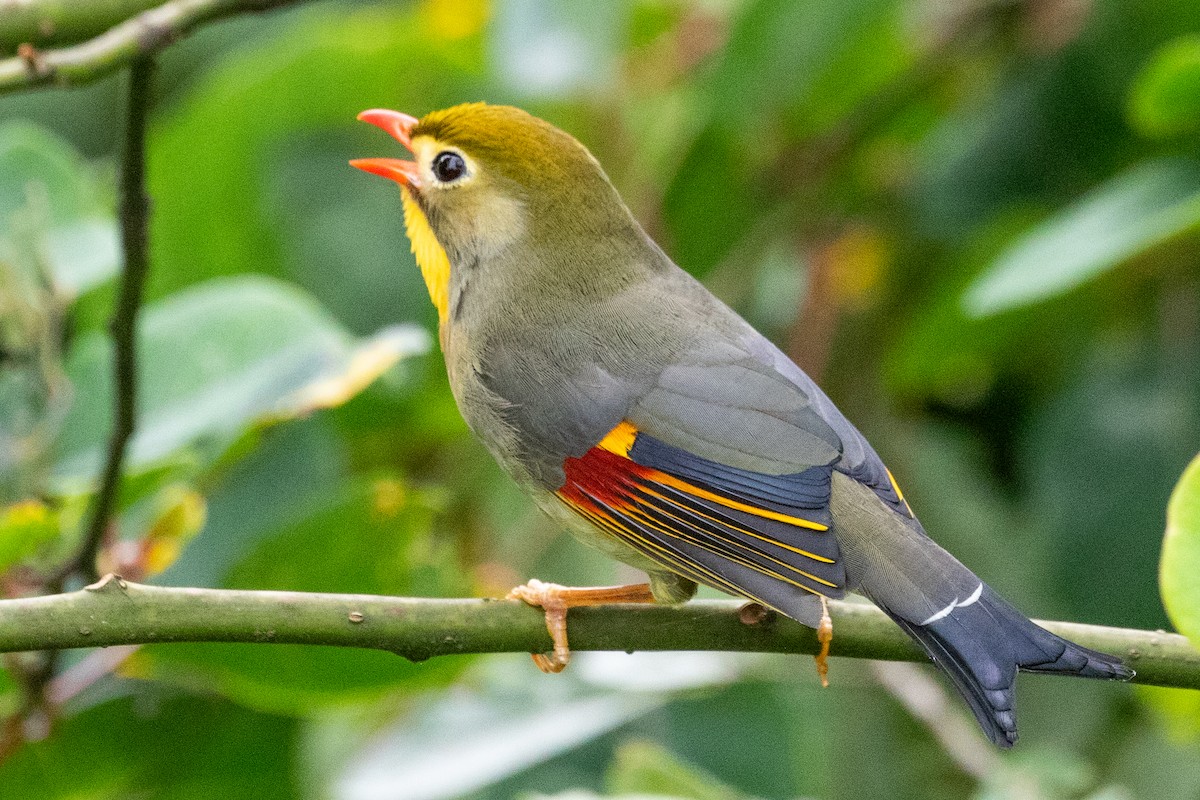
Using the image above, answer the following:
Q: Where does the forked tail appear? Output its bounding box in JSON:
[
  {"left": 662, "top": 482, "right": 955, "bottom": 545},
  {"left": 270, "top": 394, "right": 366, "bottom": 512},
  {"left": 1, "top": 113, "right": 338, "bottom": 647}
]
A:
[{"left": 883, "top": 586, "right": 1133, "bottom": 747}]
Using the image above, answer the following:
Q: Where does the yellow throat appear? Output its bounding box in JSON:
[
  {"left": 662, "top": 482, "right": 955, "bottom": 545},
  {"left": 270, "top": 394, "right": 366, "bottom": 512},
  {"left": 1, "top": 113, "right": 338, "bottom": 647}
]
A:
[{"left": 400, "top": 186, "right": 451, "bottom": 323}]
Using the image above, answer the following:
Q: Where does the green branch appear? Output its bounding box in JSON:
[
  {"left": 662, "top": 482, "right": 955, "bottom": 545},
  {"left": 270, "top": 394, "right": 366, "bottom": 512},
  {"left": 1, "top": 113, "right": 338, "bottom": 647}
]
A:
[
  {"left": 0, "top": 1, "right": 166, "bottom": 54},
  {"left": 1, "top": 576, "right": 1197, "bottom": 689},
  {"left": 0, "top": 0, "right": 311, "bottom": 95}
]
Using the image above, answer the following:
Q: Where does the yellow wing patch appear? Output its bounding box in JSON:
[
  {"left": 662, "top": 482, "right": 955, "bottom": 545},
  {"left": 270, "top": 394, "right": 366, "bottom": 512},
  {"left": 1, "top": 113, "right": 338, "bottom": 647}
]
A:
[{"left": 597, "top": 420, "right": 638, "bottom": 457}]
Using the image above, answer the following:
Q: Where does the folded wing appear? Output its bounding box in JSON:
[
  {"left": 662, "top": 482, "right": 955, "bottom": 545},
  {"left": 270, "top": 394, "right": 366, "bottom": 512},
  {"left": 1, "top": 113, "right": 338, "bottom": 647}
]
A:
[{"left": 557, "top": 420, "right": 845, "bottom": 624}]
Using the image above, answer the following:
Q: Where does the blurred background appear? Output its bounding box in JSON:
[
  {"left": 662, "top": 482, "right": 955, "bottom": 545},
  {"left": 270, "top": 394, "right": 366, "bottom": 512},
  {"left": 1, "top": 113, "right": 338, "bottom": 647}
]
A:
[{"left": 2, "top": 0, "right": 1199, "bottom": 797}]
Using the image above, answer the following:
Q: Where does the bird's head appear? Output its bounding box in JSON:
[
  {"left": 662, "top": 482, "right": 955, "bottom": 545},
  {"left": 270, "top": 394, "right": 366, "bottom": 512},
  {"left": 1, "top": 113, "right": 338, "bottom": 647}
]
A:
[{"left": 351, "top": 103, "right": 635, "bottom": 322}]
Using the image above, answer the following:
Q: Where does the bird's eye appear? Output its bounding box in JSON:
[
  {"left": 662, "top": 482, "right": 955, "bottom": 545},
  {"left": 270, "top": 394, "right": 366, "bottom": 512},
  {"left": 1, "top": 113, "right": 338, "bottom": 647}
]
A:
[{"left": 432, "top": 151, "right": 467, "bottom": 183}]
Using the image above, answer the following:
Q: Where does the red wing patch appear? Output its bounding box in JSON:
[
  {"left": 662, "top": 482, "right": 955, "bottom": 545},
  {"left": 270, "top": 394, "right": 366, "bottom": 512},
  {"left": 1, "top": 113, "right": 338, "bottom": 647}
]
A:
[{"left": 557, "top": 423, "right": 845, "bottom": 600}]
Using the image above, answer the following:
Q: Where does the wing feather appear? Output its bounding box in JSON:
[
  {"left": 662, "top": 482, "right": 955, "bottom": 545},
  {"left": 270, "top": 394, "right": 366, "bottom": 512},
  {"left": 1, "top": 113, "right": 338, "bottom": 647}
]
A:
[{"left": 557, "top": 423, "right": 845, "bottom": 608}]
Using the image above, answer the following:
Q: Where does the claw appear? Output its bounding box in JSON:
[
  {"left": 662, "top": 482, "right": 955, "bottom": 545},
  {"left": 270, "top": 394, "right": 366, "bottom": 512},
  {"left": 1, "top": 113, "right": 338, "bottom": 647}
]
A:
[
  {"left": 507, "top": 579, "right": 656, "bottom": 673},
  {"left": 815, "top": 595, "right": 833, "bottom": 687},
  {"left": 507, "top": 580, "right": 571, "bottom": 672}
]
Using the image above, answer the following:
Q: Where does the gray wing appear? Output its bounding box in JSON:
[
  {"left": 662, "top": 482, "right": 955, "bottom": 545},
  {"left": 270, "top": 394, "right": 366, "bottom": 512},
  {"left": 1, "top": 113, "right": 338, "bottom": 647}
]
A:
[
  {"left": 627, "top": 337, "right": 842, "bottom": 474},
  {"left": 739, "top": 331, "right": 911, "bottom": 517},
  {"left": 630, "top": 321, "right": 910, "bottom": 518}
]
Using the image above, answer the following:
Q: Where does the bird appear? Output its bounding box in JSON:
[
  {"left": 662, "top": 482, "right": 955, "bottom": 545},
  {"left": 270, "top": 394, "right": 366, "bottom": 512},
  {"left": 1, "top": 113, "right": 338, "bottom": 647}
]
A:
[{"left": 350, "top": 102, "right": 1133, "bottom": 747}]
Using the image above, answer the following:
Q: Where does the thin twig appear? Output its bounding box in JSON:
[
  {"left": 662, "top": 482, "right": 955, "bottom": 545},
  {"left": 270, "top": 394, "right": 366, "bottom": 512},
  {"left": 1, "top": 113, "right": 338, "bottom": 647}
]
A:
[
  {"left": 70, "top": 56, "right": 155, "bottom": 584},
  {"left": 0, "top": 0, "right": 310, "bottom": 95},
  {"left": 0, "top": 576, "right": 1196, "bottom": 690}
]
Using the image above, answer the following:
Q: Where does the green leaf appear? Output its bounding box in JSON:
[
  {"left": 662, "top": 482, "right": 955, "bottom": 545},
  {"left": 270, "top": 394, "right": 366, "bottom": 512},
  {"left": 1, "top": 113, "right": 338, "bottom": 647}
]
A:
[
  {"left": 964, "top": 159, "right": 1200, "bottom": 316},
  {"left": 1161, "top": 453, "right": 1200, "bottom": 649},
  {"left": 226, "top": 475, "right": 457, "bottom": 597},
  {"left": 1129, "top": 35, "right": 1200, "bottom": 138},
  {"left": 0, "top": 499, "right": 58, "bottom": 573},
  {"left": 51, "top": 275, "right": 428, "bottom": 488},
  {"left": 1138, "top": 685, "right": 1200, "bottom": 744},
  {"left": 0, "top": 125, "right": 119, "bottom": 496},
  {"left": 1023, "top": 340, "right": 1193, "bottom": 629},
  {"left": 660, "top": 127, "right": 754, "bottom": 276},
  {"left": 40, "top": 218, "right": 120, "bottom": 297},
  {"left": 0, "top": 122, "right": 117, "bottom": 298},
  {"left": 0, "top": 278, "right": 65, "bottom": 494},
  {"left": 661, "top": 0, "right": 910, "bottom": 276},
  {"left": 0, "top": 693, "right": 299, "bottom": 800},
  {"left": 708, "top": 0, "right": 908, "bottom": 137},
  {"left": 607, "top": 740, "right": 756, "bottom": 800},
  {"left": 976, "top": 748, "right": 1094, "bottom": 800},
  {"left": 884, "top": 209, "right": 1061, "bottom": 406},
  {"left": 0, "top": 121, "right": 97, "bottom": 226},
  {"left": 156, "top": 415, "right": 349, "bottom": 589}
]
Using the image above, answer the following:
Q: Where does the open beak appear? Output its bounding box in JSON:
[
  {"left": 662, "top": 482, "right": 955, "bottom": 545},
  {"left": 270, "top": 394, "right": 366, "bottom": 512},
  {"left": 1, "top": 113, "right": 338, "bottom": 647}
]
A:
[{"left": 350, "top": 109, "right": 421, "bottom": 188}]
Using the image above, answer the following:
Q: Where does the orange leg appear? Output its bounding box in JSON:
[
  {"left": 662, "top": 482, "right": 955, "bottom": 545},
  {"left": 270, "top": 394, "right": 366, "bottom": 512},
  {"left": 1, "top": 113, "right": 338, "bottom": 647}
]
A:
[
  {"left": 506, "top": 579, "right": 657, "bottom": 673},
  {"left": 815, "top": 595, "right": 833, "bottom": 688}
]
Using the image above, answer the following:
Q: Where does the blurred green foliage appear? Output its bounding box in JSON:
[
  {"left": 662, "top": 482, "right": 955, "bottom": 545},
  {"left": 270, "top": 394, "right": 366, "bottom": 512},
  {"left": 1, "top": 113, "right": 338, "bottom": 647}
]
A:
[
  {"left": 1162, "top": 455, "right": 1200, "bottom": 648},
  {"left": 1, "top": 0, "right": 1199, "bottom": 798}
]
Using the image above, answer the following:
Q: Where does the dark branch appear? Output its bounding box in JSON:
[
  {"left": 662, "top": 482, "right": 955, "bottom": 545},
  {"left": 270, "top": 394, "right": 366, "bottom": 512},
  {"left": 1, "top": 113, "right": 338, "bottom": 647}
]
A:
[{"left": 70, "top": 57, "right": 156, "bottom": 584}]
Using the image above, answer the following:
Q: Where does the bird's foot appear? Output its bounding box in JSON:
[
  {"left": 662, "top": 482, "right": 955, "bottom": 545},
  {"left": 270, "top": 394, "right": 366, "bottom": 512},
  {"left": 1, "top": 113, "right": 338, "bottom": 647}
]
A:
[
  {"left": 506, "top": 579, "right": 656, "bottom": 673},
  {"left": 815, "top": 595, "right": 833, "bottom": 688}
]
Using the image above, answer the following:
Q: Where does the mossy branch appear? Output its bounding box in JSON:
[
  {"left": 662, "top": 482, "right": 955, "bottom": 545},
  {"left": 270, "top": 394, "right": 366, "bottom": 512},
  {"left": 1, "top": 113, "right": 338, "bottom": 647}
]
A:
[{"left": 1, "top": 575, "right": 1197, "bottom": 689}]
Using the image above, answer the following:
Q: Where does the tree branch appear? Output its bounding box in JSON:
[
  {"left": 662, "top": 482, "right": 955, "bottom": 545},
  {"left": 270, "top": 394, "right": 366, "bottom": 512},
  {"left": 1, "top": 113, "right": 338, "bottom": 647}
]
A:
[
  {"left": 0, "top": 1, "right": 164, "bottom": 54},
  {"left": 1, "top": 576, "right": 1197, "bottom": 689},
  {"left": 0, "top": 0, "right": 310, "bottom": 95}
]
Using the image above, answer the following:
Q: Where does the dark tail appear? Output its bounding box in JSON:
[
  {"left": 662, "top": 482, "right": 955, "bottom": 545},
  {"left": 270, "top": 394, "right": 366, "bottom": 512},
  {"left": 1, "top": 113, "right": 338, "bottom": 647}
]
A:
[{"left": 883, "top": 586, "right": 1133, "bottom": 748}]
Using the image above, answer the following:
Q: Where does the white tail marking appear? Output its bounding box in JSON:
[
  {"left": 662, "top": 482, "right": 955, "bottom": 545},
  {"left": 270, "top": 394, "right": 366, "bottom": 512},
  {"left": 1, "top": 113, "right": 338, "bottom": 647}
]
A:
[{"left": 919, "top": 582, "right": 985, "bottom": 626}]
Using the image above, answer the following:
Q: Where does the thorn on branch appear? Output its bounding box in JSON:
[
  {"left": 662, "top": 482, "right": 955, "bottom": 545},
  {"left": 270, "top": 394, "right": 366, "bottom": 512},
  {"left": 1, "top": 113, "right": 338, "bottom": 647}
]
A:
[
  {"left": 85, "top": 573, "right": 128, "bottom": 593},
  {"left": 15, "top": 42, "right": 50, "bottom": 79}
]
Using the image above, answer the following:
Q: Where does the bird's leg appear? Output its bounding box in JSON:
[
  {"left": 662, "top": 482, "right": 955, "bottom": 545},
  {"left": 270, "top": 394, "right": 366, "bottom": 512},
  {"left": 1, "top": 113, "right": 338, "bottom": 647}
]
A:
[
  {"left": 506, "top": 579, "right": 657, "bottom": 673},
  {"left": 815, "top": 595, "right": 833, "bottom": 688}
]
